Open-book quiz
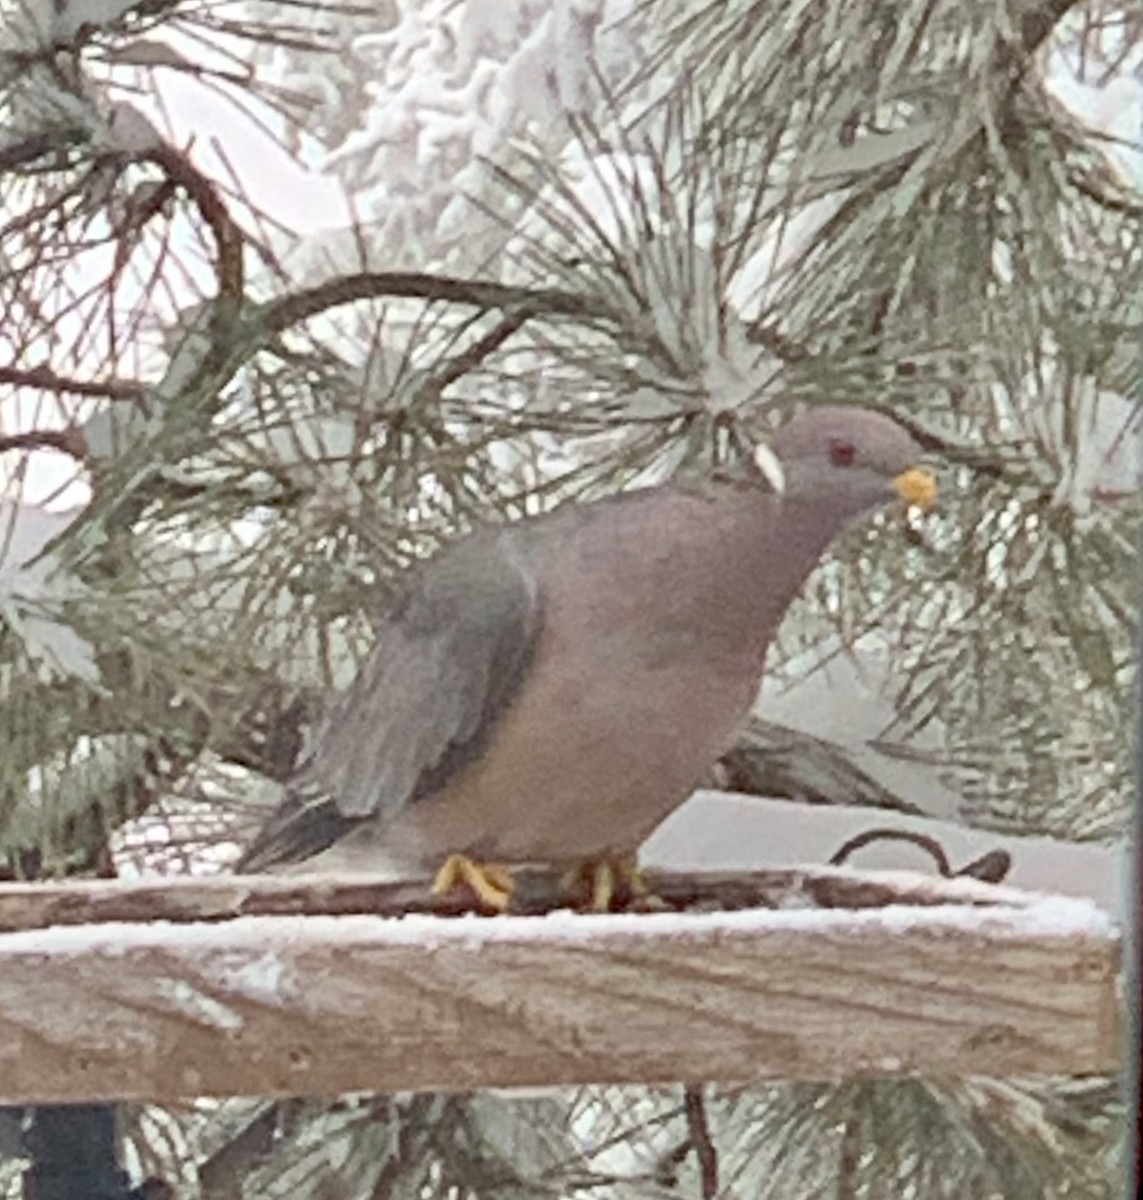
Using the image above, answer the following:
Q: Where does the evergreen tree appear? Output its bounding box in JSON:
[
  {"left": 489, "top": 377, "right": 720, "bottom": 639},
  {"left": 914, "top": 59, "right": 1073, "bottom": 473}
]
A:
[{"left": 0, "top": 0, "right": 1135, "bottom": 1195}]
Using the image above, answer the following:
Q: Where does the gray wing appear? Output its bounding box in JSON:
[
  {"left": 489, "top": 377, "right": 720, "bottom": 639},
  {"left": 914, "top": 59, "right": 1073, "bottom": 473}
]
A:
[{"left": 237, "top": 531, "right": 542, "bottom": 871}]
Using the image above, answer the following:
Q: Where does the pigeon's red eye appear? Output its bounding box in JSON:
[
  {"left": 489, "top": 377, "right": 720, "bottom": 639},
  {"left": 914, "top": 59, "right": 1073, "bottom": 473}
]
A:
[{"left": 829, "top": 440, "right": 857, "bottom": 467}]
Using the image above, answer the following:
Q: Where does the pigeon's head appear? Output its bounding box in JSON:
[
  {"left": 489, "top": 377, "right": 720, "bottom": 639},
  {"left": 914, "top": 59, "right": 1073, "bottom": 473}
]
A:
[{"left": 756, "top": 405, "right": 937, "bottom": 514}]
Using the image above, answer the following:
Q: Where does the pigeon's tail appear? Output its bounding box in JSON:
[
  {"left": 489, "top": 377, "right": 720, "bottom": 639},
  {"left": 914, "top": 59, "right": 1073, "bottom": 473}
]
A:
[{"left": 235, "top": 784, "right": 362, "bottom": 873}]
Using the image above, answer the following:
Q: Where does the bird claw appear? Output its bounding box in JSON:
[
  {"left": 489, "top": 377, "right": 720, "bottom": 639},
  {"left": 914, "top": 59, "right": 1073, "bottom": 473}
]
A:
[
  {"left": 432, "top": 854, "right": 649, "bottom": 913},
  {"left": 432, "top": 854, "right": 514, "bottom": 912},
  {"left": 564, "top": 856, "right": 648, "bottom": 912}
]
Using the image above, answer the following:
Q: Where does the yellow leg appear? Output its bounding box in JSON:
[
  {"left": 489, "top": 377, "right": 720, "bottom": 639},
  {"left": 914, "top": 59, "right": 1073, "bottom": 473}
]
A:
[
  {"left": 565, "top": 856, "right": 648, "bottom": 912},
  {"left": 432, "top": 854, "right": 514, "bottom": 912},
  {"left": 591, "top": 859, "right": 614, "bottom": 912}
]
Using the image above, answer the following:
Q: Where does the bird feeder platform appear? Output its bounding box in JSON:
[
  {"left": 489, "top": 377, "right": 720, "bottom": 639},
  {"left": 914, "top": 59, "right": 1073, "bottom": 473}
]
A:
[{"left": 0, "top": 866, "right": 1120, "bottom": 1104}]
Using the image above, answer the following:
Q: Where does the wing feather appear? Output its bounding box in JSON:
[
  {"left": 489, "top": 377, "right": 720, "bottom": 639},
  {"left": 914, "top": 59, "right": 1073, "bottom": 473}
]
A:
[{"left": 237, "top": 531, "right": 541, "bottom": 871}]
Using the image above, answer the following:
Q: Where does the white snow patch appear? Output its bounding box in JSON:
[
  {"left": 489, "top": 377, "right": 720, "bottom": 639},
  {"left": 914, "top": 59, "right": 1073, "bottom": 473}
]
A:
[
  {"left": 0, "top": 882, "right": 1115, "bottom": 961},
  {"left": 1045, "top": 38, "right": 1143, "bottom": 186},
  {"left": 146, "top": 71, "right": 351, "bottom": 235},
  {"left": 0, "top": 500, "right": 84, "bottom": 573},
  {"left": 646, "top": 792, "right": 1129, "bottom": 916},
  {"left": 159, "top": 979, "right": 245, "bottom": 1032},
  {"left": 757, "top": 635, "right": 963, "bottom": 820},
  {"left": 204, "top": 949, "right": 296, "bottom": 1005},
  {"left": 0, "top": 551, "right": 102, "bottom": 685},
  {"left": 731, "top": 192, "right": 848, "bottom": 318}
]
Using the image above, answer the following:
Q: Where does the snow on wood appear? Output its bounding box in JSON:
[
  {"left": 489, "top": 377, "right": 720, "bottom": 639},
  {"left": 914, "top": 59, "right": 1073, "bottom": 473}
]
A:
[
  {"left": 0, "top": 863, "right": 1062, "bottom": 931},
  {"left": 0, "top": 868, "right": 1120, "bottom": 1104},
  {"left": 645, "top": 792, "right": 1128, "bottom": 914}
]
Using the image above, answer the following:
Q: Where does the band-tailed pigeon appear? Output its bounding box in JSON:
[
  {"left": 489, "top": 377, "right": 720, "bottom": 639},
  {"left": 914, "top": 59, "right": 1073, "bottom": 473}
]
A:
[{"left": 238, "top": 405, "right": 935, "bottom": 908}]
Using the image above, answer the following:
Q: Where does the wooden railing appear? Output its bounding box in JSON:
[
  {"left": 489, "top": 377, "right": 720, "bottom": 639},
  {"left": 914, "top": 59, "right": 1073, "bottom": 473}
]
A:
[{"left": 0, "top": 867, "right": 1120, "bottom": 1104}]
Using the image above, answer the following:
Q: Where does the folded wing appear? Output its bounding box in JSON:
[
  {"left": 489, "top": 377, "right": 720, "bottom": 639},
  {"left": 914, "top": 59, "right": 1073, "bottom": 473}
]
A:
[{"left": 237, "top": 532, "right": 542, "bottom": 871}]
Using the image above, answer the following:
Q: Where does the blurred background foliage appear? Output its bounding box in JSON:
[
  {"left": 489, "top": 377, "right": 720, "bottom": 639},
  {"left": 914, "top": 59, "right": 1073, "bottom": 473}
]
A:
[{"left": 0, "top": 0, "right": 1137, "bottom": 1195}]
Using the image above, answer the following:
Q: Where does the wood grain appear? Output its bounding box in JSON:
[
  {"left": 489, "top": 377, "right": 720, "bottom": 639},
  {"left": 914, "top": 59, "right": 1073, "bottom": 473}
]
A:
[{"left": 0, "top": 871, "right": 1120, "bottom": 1104}]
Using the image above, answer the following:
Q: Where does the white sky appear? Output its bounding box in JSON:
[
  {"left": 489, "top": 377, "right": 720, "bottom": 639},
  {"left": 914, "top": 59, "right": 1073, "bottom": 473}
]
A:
[{"left": 1, "top": 41, "right": 354, "bottom": 513}]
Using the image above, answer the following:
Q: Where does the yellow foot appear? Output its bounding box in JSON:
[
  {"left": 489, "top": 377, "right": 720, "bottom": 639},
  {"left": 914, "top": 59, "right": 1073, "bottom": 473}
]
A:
[
  {"left": 432, "top": 854, "right": 514, "bottom": 912},
  {"left": 563, "top": 855, "right": 648, "bottom": 912}
]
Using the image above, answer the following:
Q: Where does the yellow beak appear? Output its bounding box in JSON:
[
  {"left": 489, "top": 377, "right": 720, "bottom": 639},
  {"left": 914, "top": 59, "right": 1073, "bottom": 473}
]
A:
[{"left": 893, "top": 467, "right": 937, "bottom": 510}]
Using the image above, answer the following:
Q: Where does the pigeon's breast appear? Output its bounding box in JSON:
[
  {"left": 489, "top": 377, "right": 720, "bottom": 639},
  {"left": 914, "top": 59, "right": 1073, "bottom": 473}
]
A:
[{"left": 376, "top": 487, "right": 815, "bottom": 865}]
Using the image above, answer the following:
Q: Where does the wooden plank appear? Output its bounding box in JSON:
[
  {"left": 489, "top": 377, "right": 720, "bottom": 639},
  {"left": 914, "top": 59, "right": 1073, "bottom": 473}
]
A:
[
  {"left": 0, "top": 875, "right": 1120, "bottom": 1104},
  {"left": 0, "top": 865, "right": 1036, "bottom": 932}
]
